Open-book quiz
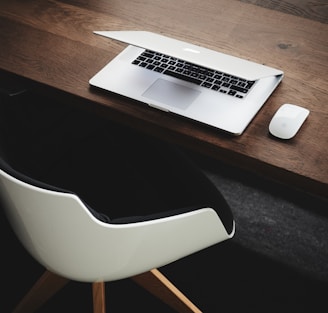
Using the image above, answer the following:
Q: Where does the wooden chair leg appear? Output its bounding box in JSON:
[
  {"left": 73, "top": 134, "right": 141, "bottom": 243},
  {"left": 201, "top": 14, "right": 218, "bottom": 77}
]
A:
[
  {"left": 92, "top": 282, "right": 106, "bottom": 313},
  {"left": 12, "top": 270, "right": 69, "bottom": 313},
  {"left": 131, "top": 268, "right": 202, "bottom": 313}
]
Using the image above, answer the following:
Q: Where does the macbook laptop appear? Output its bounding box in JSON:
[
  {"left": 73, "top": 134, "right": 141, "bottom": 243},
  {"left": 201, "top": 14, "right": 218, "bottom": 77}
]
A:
[{"left": 89, "top": 31, "right": 284, "bottom": 135}]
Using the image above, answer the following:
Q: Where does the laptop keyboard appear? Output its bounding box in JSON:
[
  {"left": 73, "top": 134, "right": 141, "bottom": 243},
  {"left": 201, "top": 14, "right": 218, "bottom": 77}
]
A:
[{"left": 132, "top": 50, "right": 256, "bottom": 99}]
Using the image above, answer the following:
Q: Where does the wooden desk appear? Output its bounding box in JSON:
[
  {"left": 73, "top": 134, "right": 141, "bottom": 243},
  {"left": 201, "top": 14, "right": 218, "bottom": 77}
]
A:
[{"left": 0, "top": 0, "right": 327, "bottom": 197}]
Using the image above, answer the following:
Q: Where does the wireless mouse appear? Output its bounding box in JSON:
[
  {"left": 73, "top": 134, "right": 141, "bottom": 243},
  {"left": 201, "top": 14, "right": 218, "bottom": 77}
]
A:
[{"left": 269, "top": 103, "right": 310, "bottom": 139}]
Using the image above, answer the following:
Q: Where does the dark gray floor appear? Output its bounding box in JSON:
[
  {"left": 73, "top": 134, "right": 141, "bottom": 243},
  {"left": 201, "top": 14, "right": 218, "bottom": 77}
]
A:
[{"left": 189, "top": 152, "right": 328, "bottom": 283}]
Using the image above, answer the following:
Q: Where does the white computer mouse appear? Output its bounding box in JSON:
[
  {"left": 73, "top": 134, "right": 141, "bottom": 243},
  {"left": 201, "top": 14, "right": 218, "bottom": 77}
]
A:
[{"left": 269, "top": 103, "right": 310, "bottom": 139}]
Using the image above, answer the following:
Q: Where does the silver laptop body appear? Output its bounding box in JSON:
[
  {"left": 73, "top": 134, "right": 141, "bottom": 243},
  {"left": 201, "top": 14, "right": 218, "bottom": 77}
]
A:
[{"left": 89, "top": 31, "right": 284, "bottom": 135}]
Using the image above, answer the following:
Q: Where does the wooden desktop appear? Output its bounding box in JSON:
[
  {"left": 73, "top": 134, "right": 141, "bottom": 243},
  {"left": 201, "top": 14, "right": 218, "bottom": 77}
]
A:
[{"left": 0, "top": 0, "right": 327, "bottom": 197}]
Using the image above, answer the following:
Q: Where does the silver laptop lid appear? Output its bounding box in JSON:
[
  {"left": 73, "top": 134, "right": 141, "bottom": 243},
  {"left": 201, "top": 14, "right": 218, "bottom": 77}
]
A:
[{"left": 94, "top": 31, "right": 284, "bottom": 81}]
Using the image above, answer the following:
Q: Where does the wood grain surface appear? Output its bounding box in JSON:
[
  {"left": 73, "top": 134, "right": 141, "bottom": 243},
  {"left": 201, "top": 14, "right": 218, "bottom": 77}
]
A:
[{"left": 239, "top": 0, "right": 328, "bottom": 23}]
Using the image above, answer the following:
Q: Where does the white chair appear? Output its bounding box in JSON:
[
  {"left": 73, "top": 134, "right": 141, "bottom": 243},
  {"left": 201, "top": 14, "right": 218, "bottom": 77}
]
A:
[{"left": 0, "top": 153, "right": 235, "bottom": 313}]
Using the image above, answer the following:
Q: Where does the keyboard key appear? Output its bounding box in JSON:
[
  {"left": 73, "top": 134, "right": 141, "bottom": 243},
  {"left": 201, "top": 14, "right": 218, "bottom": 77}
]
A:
[{"left": 164, "top": 69, "right": 203, "bottom": 85}]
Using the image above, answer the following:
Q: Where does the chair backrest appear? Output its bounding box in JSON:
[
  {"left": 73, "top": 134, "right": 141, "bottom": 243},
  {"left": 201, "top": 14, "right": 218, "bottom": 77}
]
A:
[{"left": 0, "top": 157, "right": 234, "bottom": 283}]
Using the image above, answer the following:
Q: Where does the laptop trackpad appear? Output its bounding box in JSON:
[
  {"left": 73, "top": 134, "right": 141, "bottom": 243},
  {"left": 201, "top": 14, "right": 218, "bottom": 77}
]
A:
[{"left": 142, "top": 78, "right": 200, "bottom": 110}]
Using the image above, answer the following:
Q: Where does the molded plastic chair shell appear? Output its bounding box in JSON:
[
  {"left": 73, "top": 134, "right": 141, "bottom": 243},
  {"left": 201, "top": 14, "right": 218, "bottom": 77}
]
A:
[{"left": 0, "top": 166, "right": 235, "bottom": 283}]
